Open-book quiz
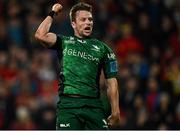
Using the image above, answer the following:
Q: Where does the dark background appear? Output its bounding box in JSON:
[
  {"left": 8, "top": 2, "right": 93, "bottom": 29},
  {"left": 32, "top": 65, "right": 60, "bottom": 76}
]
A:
[{"left": 0, "top": 0, "right": 179, "bottom": 129}]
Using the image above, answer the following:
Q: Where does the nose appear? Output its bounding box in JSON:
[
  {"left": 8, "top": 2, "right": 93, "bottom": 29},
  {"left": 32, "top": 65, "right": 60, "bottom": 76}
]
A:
[{"left": 85, "top": 18, "right": 93, "bottom": 25}]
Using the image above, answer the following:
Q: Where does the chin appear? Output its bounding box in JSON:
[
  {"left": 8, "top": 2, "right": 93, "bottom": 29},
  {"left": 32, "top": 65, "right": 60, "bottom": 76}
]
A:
[
  {"left": 84, "top": 34, "right": 91, "bottom": 37},
  {"left": 83, "top": 33, "right": 91, "bottom": 37}
]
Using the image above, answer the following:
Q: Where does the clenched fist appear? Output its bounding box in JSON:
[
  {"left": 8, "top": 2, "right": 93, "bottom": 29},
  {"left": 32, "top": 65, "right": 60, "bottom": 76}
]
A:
[
  {"left": 107, "top": 113, "right": 120, "bottom": 128},
  {"left": 52, "top": 3, "right": 63, "bottom": 14}
]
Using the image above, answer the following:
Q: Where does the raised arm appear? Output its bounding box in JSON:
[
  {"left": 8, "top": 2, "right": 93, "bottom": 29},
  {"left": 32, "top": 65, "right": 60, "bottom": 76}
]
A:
[
  {"left": 106, "top": 77, "right": 120, "bottom": 128},
  {"left": 35, "top": 3, "right": 62, "bottom": 48}
]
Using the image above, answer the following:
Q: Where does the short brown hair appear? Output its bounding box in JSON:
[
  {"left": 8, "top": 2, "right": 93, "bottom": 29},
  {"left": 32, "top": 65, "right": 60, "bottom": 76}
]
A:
[{"left": 70, "top": 2, "right": 92, "bottom": 22}]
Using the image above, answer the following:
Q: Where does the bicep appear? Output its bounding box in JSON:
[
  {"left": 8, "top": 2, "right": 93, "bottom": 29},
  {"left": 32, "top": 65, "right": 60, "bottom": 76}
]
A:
[{"left": 38, "top": 32, "right": 57, "bottom": 48}]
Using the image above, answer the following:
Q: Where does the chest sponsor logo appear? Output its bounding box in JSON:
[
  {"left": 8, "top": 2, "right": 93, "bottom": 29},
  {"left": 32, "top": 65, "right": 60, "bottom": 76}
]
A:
[{"left": 63, "top": 48, "right": 100, "bottom": 63}]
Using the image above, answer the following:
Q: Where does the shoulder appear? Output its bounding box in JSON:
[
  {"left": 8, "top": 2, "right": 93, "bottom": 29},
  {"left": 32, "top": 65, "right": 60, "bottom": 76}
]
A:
[
  {"left": 90, "top": 38, "right": 109, "bottom": 50},
  {"left": 91, "top": 38, "right": 104, "bottom": 45},
  {"left": 92, "top": 39, "right": 116, "bottom": 59},
  {"left": 92, "top": 38, "right": 114, "bottom": 53}
]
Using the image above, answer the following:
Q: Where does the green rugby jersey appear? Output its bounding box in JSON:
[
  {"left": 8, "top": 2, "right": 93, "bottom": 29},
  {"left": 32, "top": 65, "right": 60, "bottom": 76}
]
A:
[{"left": 52, "top": 35, "right": 118, "bottom": 98}]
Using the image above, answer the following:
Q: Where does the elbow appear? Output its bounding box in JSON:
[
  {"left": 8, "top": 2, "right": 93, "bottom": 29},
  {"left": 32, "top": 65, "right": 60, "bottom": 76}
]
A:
[
  {"left": 35, "top": 31, "right": 44, "bottom": 42},
  {"left": 34, "top": 31, "right": 53, "bottom": 48}
]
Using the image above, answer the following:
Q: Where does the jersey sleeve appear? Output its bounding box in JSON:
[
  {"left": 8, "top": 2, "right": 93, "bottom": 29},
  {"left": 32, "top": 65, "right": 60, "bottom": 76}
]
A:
[{"left": 102, "top": 44, "right": 118, "bottom": 79}]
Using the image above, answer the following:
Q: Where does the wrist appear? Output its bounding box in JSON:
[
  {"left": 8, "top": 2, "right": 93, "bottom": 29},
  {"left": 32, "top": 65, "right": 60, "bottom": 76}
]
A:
[
  {"left": 48, "top": 11, "right": 55, "bottom": 18},
  {"left": 111, "top": 110, "right": 120, "bottom": 116}
]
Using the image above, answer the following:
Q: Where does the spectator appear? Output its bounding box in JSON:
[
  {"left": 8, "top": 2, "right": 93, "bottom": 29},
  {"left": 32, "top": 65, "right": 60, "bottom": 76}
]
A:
[
  {"left": 115, "top": 22, "right": 144, "bottom": 63},
  {"left": 9, "top": 106, "right": 37, "bottom": 130}
]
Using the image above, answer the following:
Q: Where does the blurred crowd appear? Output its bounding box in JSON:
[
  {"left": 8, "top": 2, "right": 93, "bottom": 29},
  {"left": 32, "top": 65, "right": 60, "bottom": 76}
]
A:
[{"left": 0, "top": 0, "right": 180, "bottom": 130}]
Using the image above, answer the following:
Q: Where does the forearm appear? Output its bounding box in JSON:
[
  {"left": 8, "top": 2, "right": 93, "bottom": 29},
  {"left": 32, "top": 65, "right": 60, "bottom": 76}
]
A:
[
  {"left": 107, "top": 78, "right": 120, "bottom": 115},
  {"left": 35, "top": 16, "right": 53, "bottom": 37}
]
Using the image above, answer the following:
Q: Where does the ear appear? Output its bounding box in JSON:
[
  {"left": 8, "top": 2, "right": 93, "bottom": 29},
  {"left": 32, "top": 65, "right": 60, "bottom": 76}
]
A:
[{"left": 71, "top": 21, "right": 76, "bottom": 29}]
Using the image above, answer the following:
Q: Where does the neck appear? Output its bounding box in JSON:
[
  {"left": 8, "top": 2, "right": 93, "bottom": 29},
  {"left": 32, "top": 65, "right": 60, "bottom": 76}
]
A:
[
  {"left": 74, "top": 34, "right": 83, "bottom": 38},
  {"left": 73, "top": 30, "right": 83, "bottom": 38},
  {"left": 74, "top": 33, "right": 90, "bottom": 39}
]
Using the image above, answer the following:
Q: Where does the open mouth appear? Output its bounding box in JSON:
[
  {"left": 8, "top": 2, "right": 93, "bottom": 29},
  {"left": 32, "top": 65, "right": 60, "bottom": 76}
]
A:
[{"left": 84, "top": 27, "right": 91, "bottom": 31}]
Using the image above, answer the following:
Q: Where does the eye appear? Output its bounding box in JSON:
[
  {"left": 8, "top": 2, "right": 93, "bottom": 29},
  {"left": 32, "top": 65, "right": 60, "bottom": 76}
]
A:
[
  {"left": 80, "top": 18, "right": 86, "bottom": 22},
  {"left": 89, "top": 17, "right": 93, "bottom": 22}
]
